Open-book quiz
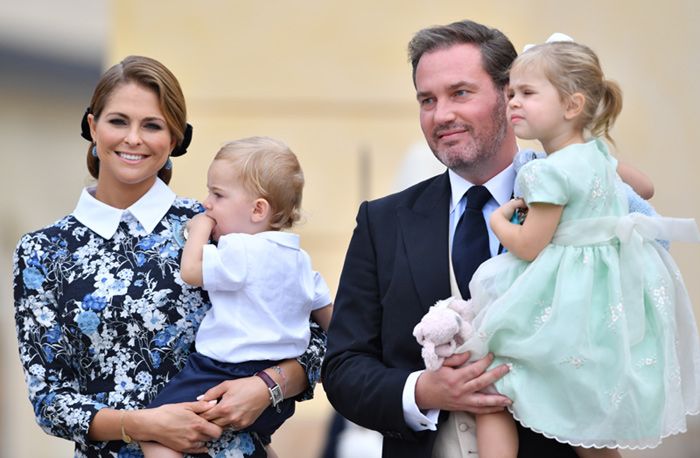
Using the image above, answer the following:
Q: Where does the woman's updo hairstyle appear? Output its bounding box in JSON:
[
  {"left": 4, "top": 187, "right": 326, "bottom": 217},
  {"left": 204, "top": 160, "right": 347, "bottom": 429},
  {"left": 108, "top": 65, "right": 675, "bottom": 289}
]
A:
[{"left": 84, "top": 55, "right": 189, "bottom": 184}]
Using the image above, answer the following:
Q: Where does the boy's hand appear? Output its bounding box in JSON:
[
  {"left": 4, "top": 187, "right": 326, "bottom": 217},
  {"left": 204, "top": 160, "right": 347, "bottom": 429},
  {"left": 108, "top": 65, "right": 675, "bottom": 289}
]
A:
[{"left": 187, "top": 213, "right": 216, "bottom": 239}]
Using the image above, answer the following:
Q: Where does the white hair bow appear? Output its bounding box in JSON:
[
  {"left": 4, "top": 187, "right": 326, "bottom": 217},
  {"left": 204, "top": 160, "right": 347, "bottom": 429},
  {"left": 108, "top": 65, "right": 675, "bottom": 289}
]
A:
[{"left": 523, "top": 32, "right": 574, "bottom": 52}]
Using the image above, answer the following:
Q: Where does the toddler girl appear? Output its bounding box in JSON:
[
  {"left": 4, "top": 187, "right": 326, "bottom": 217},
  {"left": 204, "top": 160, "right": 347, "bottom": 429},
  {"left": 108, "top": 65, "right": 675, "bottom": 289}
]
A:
[{"left": 463, "top": 38, "right": 700, "bottom": 457}]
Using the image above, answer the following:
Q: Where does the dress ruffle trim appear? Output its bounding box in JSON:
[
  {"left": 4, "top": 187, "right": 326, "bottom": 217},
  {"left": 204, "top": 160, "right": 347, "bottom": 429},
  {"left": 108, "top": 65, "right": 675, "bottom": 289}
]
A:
[{"left": 509, "top": 407, "right": 700, "bottom": 450}]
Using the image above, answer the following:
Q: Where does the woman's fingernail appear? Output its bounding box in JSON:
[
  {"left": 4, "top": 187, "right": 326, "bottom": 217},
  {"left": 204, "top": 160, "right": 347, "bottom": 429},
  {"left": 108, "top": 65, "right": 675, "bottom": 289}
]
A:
[{"left": 196, "top": 395, "right": 204, "bottom": 400}]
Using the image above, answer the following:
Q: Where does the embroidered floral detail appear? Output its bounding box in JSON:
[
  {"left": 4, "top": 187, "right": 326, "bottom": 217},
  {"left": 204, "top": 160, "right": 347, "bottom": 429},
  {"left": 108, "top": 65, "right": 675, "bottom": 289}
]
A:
[
  {"left": 588, "top": 175, "right": 608, "bottom": 208},
  {"left": 533, "top": 303, "right": 552, "bottom": 329},
  {"left": 650, "top": 278, "right": 671, "bottom": 317},
  {"left": 608, "top": 301, "right": 624, "bottom": 330},
  {"left": 636, "top": 356, "right": 657, "bottom": 368},
  {"left": 606, "top": 386, "right": 626, "bottom": 409},
  {"left": 561, "top": 356, "right": 586, "bottom": 369}
]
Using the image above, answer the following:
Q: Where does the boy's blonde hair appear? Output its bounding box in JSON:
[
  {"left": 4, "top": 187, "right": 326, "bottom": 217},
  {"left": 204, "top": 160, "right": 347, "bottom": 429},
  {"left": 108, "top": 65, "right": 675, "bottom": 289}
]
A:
[
  {"left": 214, "top": 136, "right": 303, "bottom": 230},
  {"left": 510, "top": 41, "right": 623, "bottom": 144}
]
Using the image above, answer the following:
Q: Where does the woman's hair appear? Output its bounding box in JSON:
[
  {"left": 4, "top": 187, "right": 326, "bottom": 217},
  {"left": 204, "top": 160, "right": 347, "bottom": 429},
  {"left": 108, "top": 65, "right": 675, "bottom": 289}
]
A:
[
  {"left": 86, "top": 55, "right": 188, "bottom": 183},
  {"left": 214, "top": 136, "right": 304, "bottom": 230},
  {"left": 510, "top": 41, "right": 623, "bottom": 143}
]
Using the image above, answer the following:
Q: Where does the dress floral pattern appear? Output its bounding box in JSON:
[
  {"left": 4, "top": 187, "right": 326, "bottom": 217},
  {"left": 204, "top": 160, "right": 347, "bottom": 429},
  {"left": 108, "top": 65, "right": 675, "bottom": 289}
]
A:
[{"left": 14, "top": 196, "right": 325, "bottom": 458}]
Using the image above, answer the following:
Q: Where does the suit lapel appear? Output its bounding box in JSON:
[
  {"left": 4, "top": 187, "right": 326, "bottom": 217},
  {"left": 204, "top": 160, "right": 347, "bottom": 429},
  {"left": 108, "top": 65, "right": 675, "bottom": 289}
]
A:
[{"left": 397, "top": 172, "right": 452, "bottom": 311}]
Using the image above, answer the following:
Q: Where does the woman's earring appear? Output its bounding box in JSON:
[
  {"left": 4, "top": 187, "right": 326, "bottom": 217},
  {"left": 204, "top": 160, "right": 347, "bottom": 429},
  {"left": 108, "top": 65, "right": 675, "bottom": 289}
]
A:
[
  {"left": 164, "top": 158, "right": 173, "bottom": 170},
  {"left": 91, "top": 145, "right": 98, "bottom": 158}
]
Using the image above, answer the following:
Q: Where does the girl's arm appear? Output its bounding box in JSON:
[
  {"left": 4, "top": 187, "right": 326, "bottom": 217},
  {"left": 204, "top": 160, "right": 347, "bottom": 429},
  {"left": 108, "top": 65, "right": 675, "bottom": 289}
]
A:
[
  {"left": 180, "top": 214, "right": 216, "bottom": 286},
  {"left": 490, "top": 199, "right": 563, "bottom": 261},
  {"left": 617, "top": 160, "right": 654, "bottom": 200}
]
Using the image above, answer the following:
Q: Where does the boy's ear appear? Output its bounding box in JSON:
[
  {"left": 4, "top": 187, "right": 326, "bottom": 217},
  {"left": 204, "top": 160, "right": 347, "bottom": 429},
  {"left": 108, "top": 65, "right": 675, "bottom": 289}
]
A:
[
  {"left": 564, "top": 92, "right": 585, "bottom": 120},
  {"left": 251, "top": 198, "right": 271, "bottom": 222}
]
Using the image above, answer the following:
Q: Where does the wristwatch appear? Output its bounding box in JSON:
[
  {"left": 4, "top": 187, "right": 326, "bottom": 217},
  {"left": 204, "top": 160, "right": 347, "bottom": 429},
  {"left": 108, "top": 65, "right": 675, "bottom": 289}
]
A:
[{"left": 255, "top": 370, "right": 283, "bottom": 412}]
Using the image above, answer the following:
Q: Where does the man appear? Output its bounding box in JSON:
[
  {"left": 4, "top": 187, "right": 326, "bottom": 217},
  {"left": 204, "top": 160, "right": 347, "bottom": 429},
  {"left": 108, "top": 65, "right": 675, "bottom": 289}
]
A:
[{"left": 322, "top": 20, "right": 577, "bottom": 457}]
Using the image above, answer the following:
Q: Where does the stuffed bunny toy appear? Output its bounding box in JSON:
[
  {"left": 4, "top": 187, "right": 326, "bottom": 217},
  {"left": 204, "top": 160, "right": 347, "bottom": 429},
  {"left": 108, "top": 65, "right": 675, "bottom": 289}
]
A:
[{"left": 413, "top": 297, "right": 475, "bottom": 371}]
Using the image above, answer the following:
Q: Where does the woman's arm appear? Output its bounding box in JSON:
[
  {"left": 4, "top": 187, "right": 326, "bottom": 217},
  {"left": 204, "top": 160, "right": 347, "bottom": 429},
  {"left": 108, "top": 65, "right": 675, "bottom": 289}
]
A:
[
  {"left": 87, "top": 403, "right": 222, "bottom": 453},
  {"left": 198, "top": 320, "right": 327, "bottom": 428},
  {"left": 490, "top": 199, "right": 563, "bottom": 261},
  {"left": 311, "top": 303, "right": 333, "bottom": 331}
]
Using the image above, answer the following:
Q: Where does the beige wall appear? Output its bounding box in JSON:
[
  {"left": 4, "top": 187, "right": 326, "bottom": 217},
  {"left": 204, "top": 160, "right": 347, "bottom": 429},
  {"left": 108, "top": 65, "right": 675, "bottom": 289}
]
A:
[{"left": 3, "top": 1, "right": 700, "bottom": 456}]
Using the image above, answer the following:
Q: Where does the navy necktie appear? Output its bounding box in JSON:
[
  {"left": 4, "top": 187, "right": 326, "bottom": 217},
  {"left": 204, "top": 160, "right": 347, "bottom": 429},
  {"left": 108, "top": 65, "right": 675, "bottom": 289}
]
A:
[{"left": 452, "top": 185, "right": 492, "bottom": 300}]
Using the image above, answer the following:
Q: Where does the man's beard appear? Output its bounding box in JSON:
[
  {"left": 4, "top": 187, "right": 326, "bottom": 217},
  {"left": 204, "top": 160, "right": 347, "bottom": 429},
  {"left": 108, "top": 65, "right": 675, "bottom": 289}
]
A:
[{"left": 430, "top": 95, "right": 508, "bottom": 175}]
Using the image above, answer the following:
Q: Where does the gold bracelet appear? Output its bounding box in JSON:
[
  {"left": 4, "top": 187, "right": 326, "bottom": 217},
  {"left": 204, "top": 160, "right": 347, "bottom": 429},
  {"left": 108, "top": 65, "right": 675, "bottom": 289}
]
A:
[{"left": 120, "top": 410, "right": 132, "bottom": 444}]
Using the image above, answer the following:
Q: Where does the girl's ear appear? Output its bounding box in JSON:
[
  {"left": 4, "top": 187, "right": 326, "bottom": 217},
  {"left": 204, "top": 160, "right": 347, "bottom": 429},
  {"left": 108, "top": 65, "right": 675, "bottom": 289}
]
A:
[
  {"left": 564, "top": 93, "right": 585, "bottom": 120},
  {"left": 251, "top": 198, "right": 271, "bottom": 223}
]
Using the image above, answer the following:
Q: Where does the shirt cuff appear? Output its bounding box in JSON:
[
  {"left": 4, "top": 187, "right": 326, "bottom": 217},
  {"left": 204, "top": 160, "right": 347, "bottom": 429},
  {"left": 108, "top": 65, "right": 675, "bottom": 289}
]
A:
[{"left": 402, "top": 370, "right": 439, "bottom": 431}]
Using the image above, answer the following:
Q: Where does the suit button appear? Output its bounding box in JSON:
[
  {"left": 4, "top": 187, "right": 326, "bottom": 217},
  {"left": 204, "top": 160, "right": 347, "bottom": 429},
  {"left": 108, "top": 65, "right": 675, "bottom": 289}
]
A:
[{"left": 458, "top": 423, "right": 469, "bottom": 432}]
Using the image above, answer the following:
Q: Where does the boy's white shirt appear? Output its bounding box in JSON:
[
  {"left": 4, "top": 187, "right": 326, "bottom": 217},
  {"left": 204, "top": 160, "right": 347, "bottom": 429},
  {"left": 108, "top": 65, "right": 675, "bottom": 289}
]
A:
[{"left": 198, "top": 230, "right": 331, "bottom": 363}]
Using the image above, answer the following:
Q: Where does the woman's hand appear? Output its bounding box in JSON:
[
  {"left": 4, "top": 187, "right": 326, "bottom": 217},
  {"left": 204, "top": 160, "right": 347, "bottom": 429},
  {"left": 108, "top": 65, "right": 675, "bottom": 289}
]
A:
[
  {"left": 130, "top": 401, "right": 223, "bottom": 454},
  {"left": 198, "top": 376, "right": 271, "bottom": 429}
]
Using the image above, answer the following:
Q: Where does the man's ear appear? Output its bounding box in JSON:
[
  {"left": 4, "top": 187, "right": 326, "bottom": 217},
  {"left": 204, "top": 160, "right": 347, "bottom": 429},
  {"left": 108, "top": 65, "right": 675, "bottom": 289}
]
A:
[
  {"left": 251, "top": 198, "right": 271, "bottom": 222},
  {"left": 564, "top": 93, "right": 585, "bottom": 120}
]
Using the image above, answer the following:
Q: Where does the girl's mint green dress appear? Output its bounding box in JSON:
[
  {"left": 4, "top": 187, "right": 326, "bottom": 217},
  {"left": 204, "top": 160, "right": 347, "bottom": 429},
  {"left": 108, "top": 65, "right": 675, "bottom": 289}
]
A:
[{"left": 462, "top": 139, "right": 700, "bottom": 449}]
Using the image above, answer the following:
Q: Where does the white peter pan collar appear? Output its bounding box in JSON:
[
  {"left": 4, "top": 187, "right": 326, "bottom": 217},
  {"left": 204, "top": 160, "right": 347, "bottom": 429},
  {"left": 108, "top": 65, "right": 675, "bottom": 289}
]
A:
[{"left": 72, "top": 178, "right": 176, "bottom": 239}]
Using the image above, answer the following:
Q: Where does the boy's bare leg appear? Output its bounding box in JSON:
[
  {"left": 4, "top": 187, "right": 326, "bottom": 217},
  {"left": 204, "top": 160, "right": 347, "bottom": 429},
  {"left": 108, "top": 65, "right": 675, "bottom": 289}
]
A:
[{"left": 140, "top": 441, "right": 183, "bottom": 458}]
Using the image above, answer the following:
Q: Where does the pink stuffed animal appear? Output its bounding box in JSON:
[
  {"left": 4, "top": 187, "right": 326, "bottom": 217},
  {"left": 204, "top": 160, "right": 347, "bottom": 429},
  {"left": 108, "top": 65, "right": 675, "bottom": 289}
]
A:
[{"left": 413, "top": 297, "right": 475, "bottom": 371}]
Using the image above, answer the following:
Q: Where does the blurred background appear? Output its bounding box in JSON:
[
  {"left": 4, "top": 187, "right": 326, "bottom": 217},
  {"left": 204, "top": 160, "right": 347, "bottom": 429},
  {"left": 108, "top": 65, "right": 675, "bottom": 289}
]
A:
[{"left": 2, "top": 1, "right": 699, "bottom": 456}]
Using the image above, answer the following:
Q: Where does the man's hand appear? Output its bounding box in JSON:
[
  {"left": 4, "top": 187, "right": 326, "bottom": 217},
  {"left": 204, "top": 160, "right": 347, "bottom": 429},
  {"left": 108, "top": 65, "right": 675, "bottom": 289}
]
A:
[{"left": 414, "top": 352, "right": 511, "bottom": 414}]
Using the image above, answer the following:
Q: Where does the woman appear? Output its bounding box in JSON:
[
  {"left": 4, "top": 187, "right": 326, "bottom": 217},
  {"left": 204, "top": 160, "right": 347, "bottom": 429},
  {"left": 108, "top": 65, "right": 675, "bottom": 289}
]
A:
[{"left": 13, "top": 55, "right": 325, "bottom": 457}]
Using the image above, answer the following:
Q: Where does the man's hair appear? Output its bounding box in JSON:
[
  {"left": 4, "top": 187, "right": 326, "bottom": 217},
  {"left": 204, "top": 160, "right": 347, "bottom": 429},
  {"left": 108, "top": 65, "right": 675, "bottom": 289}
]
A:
[
  {"left": 407, "top": 19, "right": 517, "bottom": 89},
  {"left": 214, "top": 136, "right": 304, "bottom": 230}
]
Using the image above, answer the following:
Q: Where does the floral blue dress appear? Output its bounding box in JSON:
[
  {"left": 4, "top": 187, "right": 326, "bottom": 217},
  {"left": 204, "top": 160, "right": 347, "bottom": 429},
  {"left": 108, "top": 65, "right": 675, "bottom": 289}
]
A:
[{"left": 13, "top": 180, "right": 325, "bottom": 458}]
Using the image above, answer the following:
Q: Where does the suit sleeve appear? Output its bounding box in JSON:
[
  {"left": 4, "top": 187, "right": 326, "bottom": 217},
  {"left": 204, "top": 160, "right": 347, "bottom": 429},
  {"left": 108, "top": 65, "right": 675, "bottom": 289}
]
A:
[{"left": 322, "top": 201, "right": 423, "bottom": 441}]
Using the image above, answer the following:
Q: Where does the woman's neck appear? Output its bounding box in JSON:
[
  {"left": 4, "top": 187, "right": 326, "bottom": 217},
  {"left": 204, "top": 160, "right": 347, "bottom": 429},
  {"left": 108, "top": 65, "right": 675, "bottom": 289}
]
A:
[{"left": 94, "top": 176, "right": 157, "bottom": 209}]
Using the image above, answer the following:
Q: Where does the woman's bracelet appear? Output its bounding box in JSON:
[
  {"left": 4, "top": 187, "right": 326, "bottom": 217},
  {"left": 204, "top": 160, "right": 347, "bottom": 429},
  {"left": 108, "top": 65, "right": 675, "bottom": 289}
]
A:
[
  {"left": 120, "top": 410, "right": 132, "bottom": 444},
  {"left": 271, "top": 365, "right": 287, "bottom": 397}
]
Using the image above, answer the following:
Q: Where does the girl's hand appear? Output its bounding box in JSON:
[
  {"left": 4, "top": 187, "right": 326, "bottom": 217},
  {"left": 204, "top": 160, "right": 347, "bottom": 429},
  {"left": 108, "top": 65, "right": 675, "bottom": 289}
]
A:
[
  {"left": 496, "top": 198, "right": 527, "bottom": 221},
  {"left": 198, "top": 376, "right": 271, "bottom": 429},
  {"left": 131, "top": 401, "right": 222, "bottom": 453}
]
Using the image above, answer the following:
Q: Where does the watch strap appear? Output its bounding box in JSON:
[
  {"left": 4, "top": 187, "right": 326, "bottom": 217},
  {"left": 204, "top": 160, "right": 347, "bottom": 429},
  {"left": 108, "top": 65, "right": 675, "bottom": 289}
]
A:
[{"left": 255, "top": 370, "right": 283, "bottom": 410}]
